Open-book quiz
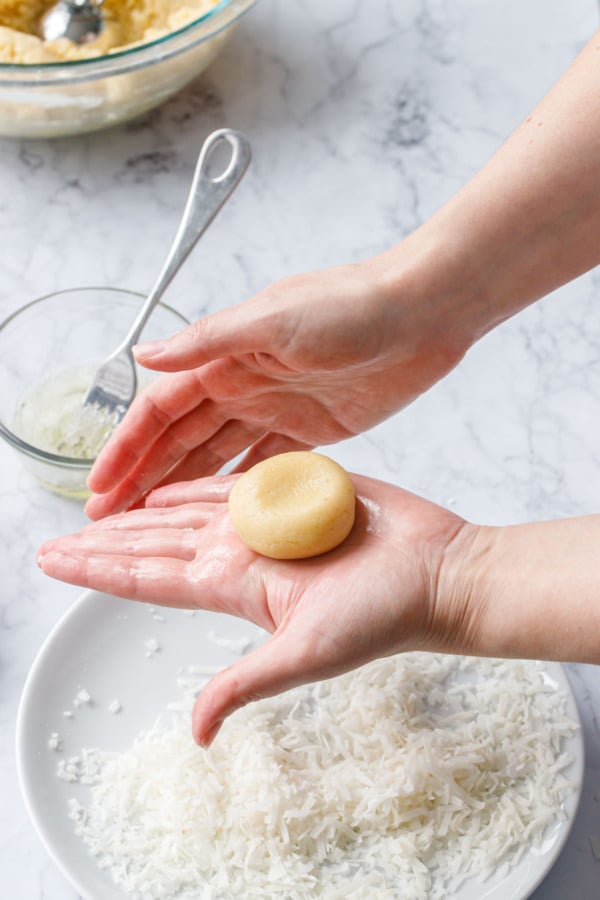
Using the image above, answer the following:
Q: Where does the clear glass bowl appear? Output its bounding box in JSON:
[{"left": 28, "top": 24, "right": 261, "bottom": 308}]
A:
[
  {"left": 0, "top": 287, "right": 189, "bottom": 498},
  {"left": 0, "top": 0, "right": 257, "bottom": 138}
]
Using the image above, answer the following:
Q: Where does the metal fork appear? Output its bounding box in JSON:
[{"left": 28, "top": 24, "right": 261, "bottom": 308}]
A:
[{"left": 82, "top": 128, "right": 251, "bottom": 424}]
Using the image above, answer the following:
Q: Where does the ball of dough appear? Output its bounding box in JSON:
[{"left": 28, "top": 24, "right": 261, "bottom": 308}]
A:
[{"left": 228, "top": 451, "right": 356, "bottom": 559}]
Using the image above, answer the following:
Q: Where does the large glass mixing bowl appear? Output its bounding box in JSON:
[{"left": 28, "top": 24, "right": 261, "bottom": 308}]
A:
[{"left": 0, "top": 0, "right": 257, "bottom": 138}]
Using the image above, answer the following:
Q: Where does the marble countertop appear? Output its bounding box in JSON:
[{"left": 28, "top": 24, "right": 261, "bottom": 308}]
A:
[{"left": 1, "top": 0, "right": 599, "bottom": 896}]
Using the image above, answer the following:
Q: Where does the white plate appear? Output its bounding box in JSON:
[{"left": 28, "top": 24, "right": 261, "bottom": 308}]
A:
[{"left": 16, "top": 589, "right": 584, "bottom": 900}]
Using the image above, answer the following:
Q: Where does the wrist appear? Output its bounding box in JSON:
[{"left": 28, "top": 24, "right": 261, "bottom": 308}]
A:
[
  {"left": 433, "top": 516, "right": 600, "bottom": 664},
  {"left": 363, "top": 215, "right": 493, "bottom": 368},
  {"left": 425, "top": 521, "right": 498, "bottom": 657}
]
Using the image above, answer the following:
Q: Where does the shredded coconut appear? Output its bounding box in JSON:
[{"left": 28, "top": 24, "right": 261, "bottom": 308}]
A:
[
  {"left": 60, "top": 654, "right": 578, "bottom": 899},
  {"left": 57, "top": 749, "right": 103, "bottom": 784},
  {"left": 73, "top": 688, "right": 92, "bottom": 707},
  {"left": 47, "top": 732, "right": 62, "bottom": 751},
  {"left": 144, "top": 638, "right": 160, "bottom": 659},
  {"left": 207, "top": 628, "right": 252, "bottom": 655},
  {"left": 107, "top": 699, "right": 122, "bottom": 714}
]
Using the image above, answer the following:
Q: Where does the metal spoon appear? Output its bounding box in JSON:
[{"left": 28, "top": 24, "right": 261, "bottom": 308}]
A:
[
  {"left": 40, "top": 0, "right": 105, "bottom": 45},
  {"left": 81, "top": 128, "right": 251, "bottom": 425}
]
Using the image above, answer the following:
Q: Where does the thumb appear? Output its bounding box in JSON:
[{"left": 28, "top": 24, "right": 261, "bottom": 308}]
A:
[
  {"left": 191, "top": 632, "right": 310, "bottom": 748},
  {"left": 133, "top": 301, "right": 265, "bottom": 372}
]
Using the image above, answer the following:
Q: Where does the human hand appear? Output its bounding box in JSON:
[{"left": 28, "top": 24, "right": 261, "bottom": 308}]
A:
[
  {"left": 38, "top": 473, "right": 470, "bottom": 746},
  {"left": 87, "top": 28, "right": 600, "bottom": 522},
  {"left": 85, "top": 262, "right": 469, "bottom": 519}
]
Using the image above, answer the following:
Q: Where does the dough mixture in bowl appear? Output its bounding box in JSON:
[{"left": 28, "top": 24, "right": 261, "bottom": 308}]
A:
[
  {"left": 228, "top": 451, "right": 356, "bottom": 560},
  {"left": 0, "top": 0, "right": 220, "bottom": 62}
]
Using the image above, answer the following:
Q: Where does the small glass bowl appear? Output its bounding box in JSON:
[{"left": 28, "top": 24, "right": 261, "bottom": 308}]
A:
[
  {"left": 0, "top": 287, "right": 189, "bottom": 498},
  {"left": 0, "top": 0, "right": 257, "bottom": 138}
]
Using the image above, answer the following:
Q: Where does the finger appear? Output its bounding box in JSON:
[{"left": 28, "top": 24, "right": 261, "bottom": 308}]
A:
[
  {"left": 85, "top": 488, "right": 138, "bottom": 522},
  {"left": 192, "top": 631, "right": 314, "bottom": 747},
  {"left": 85, "top": 416, "right": 261, "bottom": 521},
  {"left": 132, "top": 302, "right": 266, "bottom": 372},
  {"left": 82, "top": 501, "right": 218, "bottom": 532},
  {"left": 85, "top": 477, "right": 165, "bottom": 520},
  {"left": 93, "top": 402, "right": 231, "bottom": 513},
  {"left": 37, "top": 529, "right": 254, "bottom": 609},
  {"left": 37, "top": 550, "right": 199, "bottom": 605},
  {"left": 88, "top": 375, "right": 217, "bottom": 494},
  {"left": 39, "top": 527, "right": 199, "bottom": 561},
  {"left": 86, "top": 451, "right": 216, "bottom": 521},
  {"left": 146, "top": 475, "right": 235, "bottom": 508},
  {"left": 149, "top": 420, "right": 264, "bottom": 489},
  {"left": 232, "top": 433, "right": 314, "bottom": 473}
]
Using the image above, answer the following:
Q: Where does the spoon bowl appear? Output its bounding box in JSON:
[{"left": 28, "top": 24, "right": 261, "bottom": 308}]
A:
[{"left": 40, "top": 0, "right": 106, "bottom": 44}]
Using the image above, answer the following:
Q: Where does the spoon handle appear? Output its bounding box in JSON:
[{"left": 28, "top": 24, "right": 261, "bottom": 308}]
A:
[{"left": 119, "top": 129, "right": 251, "bottom": 351}]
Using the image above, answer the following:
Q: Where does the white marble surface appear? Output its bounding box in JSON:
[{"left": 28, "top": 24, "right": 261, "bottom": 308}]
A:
[{"left": 1, "top": 0, "right": 600, "bottom": 896}]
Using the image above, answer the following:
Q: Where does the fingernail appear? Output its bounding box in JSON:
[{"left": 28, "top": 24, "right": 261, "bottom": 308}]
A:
[
  {"left": 133, "top": 340, "right": 167, "bottom": 360},
  {"left": 200, "top": 720, "right": 222, "bottom": 749}
]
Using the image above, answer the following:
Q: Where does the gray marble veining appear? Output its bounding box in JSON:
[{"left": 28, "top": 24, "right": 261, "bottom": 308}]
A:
[{"left": 1, "top": 0, "right": 599, "bottom": 897}]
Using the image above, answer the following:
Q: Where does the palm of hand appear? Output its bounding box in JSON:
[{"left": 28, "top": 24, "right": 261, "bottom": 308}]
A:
[{"left": 39, "top": 474, "right": 464, "bottom": 744}]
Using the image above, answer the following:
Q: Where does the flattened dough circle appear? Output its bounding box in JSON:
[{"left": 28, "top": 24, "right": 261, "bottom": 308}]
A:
[{"left": 228, "top": 451, "right": 356, "bottom": 559}]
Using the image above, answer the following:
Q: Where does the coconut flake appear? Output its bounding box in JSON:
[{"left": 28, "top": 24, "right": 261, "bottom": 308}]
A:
[
  {"left": 144, "top": 639, "right": 160, "bottom": 658},
  {"left": 47, "top": 732, "right": 63, "bottom": 751},
  {"left": 61, "top": 655, "right": 578, "bottom": 899}
]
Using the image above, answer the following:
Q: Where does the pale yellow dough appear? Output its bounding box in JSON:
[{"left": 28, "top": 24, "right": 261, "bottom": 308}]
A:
[
  {"left": 0, "top": 0, "right": 220, "bottom": 62},
  {"left": 228, "top": 452, "right": 356, "bottom": 560}
]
